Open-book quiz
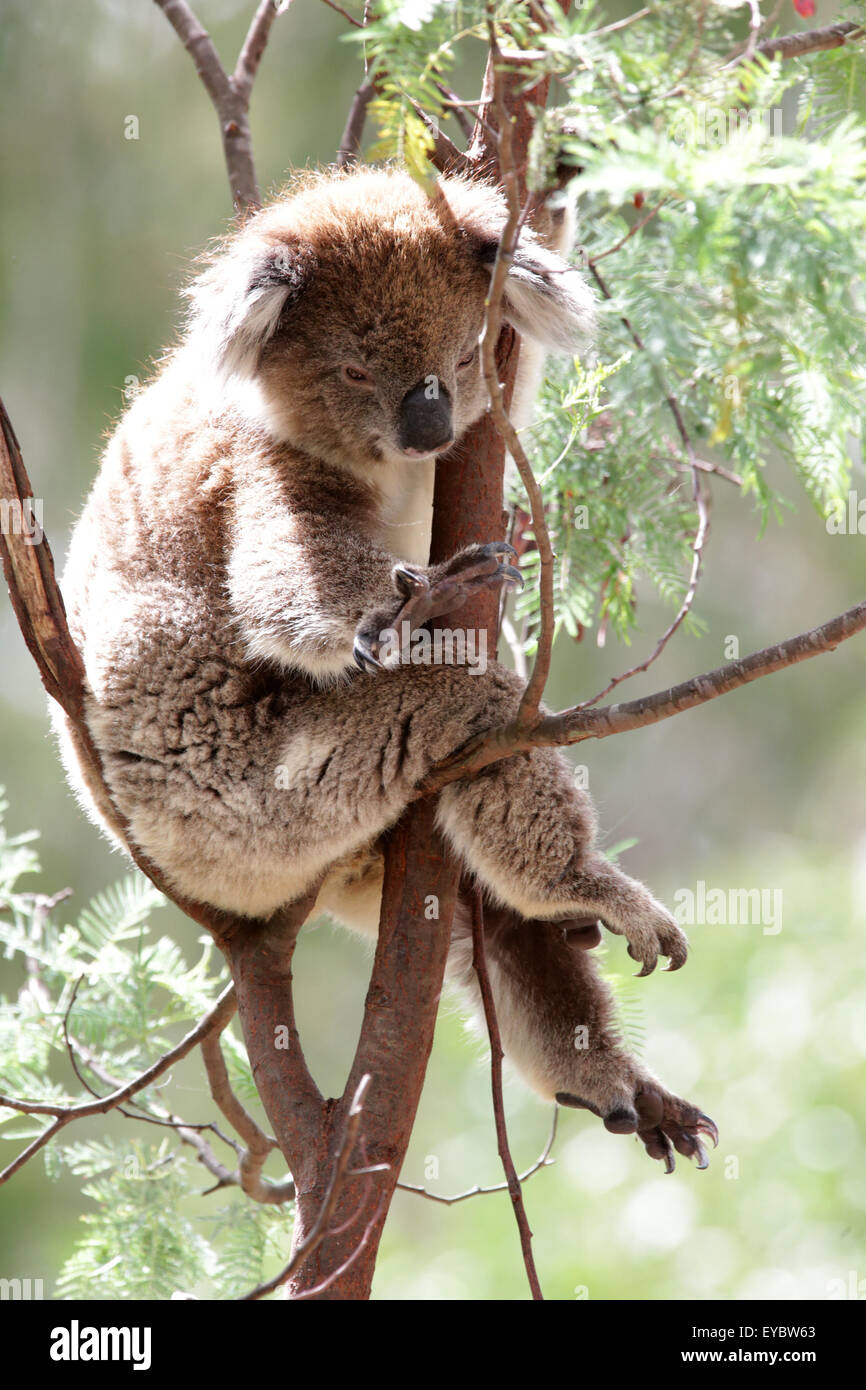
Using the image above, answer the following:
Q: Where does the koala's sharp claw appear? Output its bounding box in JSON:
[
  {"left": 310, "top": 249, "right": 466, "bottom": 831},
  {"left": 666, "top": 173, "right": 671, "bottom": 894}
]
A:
[
  {"left": 352, "top": 638, "right": 382, "bottom": 673},
  {"left": 634, "top": 953, "right": 658, "bottom": 978},
  {"left": 499, "top": 563, "right": 524, "bottom": 590},
  {"left": 662, "top": 930, "right": 689, "bottom": 971},
  {"left": 560, "top": 1077, "right": 717, "bottom": 1174},
  {"left": 697, "top": 1113, "right": 719, "bottom": 1148},
  {"left": 393, "top": 564, "right": 428, "bottom": 599}
]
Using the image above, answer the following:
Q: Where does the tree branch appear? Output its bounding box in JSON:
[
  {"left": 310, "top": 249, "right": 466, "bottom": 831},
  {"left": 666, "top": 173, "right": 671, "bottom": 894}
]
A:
[
  {"left": 199, "top": 1018, "right": 297, "bottom": 1204},
  {"left": 396, "top": 1108, "right": 557, "bottom": 1205},
  {"left": 336, "top": 76, "right": 377, "bottom": 166},
  {"left": 0, "top": 984, "right": 236, "bottom": 1184},
  {"left": 478, "top": 20, "right": 557, "bottom": 734},
  {"left": 417, "top": 598, "right": 866, "bottom": 794},
  {"left": 471, "top": 888, "right": 543, "bottom": 1299},
  {"left": 755, "top": 20, "right": 863, "bottom": 62},
  {"left": 240, "top": 1074, "right": 382, "bottom": 1300},
  {"left": 153, "top": 0, "right": 290, "bottom": 211}
]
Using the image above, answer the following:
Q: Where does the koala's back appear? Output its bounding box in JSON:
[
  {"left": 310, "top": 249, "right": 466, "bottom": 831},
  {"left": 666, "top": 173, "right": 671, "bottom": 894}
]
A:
[{"left": 59, "top": 367, "right": 302, "bottom": 888}]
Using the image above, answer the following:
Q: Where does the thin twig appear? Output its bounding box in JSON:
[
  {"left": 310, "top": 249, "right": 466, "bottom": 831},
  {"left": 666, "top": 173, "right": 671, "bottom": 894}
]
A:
[
  {"left": 200, "top": 1028, "right": 296, "bottom": 1203},
  {"left": 234, "top": 0, "right": 291, "bottom": 104},
  {"left": 682, "top": 456, "right": 744, "bottom": 489},
  {"left": 434, "top": 81, "right": 474, "bottom": 139},
  {"left": 0, "top": 984, "right": 236, "bottom": 1185},
  {"left": 153, "top": 0, "right": 289, "bottom": 210},
  {"left": 65, "top": 1031, "right": 292, "bottom": 1200},
  {"left": 396, "top": 1108, "right": 557, "bottom": 1205},
  {"left": 470, "top": 889, "right": 543, "bottom": 1300},
  {"left": 591, "top": 196, "right": 669, "bottom": 263},
  {"left": 336, "top": 76, "right": 377, "bottom": 165},
  {"left": 319, "top": 0, "right": 365, "bottom": 28},
  {"left": 587, "top": 7, "right": 651, "bottom": 38},
  {"left": 582, "top": 259, "right": 711, "bottom": 703},
  {"left": 742, "top": 0, "right": 763, "bottom": 68},
  {"left": 479, "top": 20, "right": 556, "bottom": 732}
]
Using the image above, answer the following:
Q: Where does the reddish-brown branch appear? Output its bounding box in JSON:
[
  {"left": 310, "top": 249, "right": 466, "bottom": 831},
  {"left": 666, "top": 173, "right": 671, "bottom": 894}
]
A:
[
  {"left": 199, "top": 1022, "right": 297, "bottom": 1204},
  {"left": 470, "top": 889, "right": 543, "bottom": 1299},
  {"left": 240, "top": 1074, "right": 378, "bottom": 1300},
  {"left": 273, "top": 805, "right": 460, "bottom": 1298},
  {"left": 417, "top": 598, "right": 866, "bottom": 795},
  {"left": 755, "top": 21, "right": 863, "bottom": 62},
  {"left": 478, "top": 20, "right": 557, "bottom": 734}
]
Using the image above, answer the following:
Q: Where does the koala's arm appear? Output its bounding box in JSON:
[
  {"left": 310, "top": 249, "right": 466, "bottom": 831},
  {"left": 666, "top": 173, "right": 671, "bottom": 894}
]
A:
[{"left": 226, "top": 455, "right": 408, "bottom": 680}]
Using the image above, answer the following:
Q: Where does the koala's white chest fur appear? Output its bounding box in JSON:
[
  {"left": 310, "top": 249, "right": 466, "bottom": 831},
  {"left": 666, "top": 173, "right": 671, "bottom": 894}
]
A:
[{"left": 373, "top": 456, "right": 437, "bottom": 566}]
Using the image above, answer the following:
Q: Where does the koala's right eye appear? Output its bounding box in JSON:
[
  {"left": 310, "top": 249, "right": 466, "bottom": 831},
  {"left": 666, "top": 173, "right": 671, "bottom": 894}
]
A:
[{"left": 341, "top": 364, "right": 375, "bottom": 388}]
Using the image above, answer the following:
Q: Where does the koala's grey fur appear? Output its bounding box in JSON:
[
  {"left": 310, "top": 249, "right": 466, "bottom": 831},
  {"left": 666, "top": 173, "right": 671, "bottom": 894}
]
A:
[{"left": 56, "top": 168, "right": 715, "bottom": 1166}]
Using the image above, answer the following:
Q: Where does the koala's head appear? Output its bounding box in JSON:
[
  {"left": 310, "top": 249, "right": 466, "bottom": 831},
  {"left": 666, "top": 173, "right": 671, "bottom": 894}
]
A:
[{"left": 186, "top": 167, "right": 594, "bottom": 470}]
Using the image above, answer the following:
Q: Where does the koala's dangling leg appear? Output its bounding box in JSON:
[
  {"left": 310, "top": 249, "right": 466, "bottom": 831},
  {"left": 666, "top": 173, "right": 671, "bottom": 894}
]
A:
[
  {"left": 436, "top": 738, "right": 688, "bottom": 977},
  {"left": 447, "top": 896, "right": 717, "bottom": 1171}
]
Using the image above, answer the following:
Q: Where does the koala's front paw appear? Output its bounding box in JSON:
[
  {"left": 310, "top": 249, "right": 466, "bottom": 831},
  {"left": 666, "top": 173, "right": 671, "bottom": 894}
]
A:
[
  {"left": 412, "top": 542, "right": 524, "bottom": 621},
  {"left": 608, "top": 904, "right": 689, "bottom": 977},
  {"left": 557, "top": 1083, "right": 719, "bottom": 1173},
  {"left": 353, "top": 541, "right": 522, "bottom": 673}
]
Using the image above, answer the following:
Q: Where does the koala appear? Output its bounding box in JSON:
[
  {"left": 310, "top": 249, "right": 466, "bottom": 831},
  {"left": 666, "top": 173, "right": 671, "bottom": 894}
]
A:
[{"left": 56, "top": 167, "right": 716, "bottom": 1170}]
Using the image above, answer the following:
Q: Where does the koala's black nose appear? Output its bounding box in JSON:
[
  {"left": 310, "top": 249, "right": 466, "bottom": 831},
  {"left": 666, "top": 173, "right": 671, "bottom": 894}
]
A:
[{"left": 397, "top": 380, "right": 453, "bottom": 455}]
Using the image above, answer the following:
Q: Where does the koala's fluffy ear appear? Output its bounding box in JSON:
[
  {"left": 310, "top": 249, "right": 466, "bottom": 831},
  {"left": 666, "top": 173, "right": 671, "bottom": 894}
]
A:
[
  {"left": 186, "top": 238, "right": 312, "bottom": 380},
  {"left": 478, "top": 238, "right": 596, "bottom": 354}
]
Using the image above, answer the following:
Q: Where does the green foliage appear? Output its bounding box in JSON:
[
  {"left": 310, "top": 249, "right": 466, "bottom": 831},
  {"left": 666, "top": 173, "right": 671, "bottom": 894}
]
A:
[
  {"left": 363, "top": 0, "right": 866, "bottom": 649},
  {"left": 51, "top": 1138, "right": 214, "bottom": 1301},
  {"left": 0, "top": 795, "right": 292, "bottom": 1299}
]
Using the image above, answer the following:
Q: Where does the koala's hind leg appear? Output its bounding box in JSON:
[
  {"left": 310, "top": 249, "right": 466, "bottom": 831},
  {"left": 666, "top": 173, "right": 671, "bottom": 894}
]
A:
[
  {"left": 449, "top": 899, "right": 717, "bottom": 1171},
  {"left": 437, "top": 743, "right": 688, "bottom": 977}
]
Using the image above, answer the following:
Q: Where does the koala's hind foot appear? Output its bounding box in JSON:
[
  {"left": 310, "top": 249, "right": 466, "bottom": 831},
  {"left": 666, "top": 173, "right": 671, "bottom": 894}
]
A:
[
  {"left": 449, "top": 898, "right": 717, "bottom": 1173},
  {"left": 556, "top": 1084, "right": 719, "bottom": 1173},
  {"left": 353, "top": 541, "right": 522, "bottom": 671}
]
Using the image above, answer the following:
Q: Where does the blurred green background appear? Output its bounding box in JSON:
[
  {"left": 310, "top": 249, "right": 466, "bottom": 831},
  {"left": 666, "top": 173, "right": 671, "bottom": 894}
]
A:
[{"left": 1, "top": 0, "right": 864, "bottom": 1300}]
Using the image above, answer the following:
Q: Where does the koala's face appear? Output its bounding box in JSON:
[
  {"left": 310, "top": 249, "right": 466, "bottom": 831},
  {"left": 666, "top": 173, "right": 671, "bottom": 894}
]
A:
[
  {"left": 255, "top": 219, "right": 492, "bottom": 469},
  {"left": 188, "top": 169, "right": 594, "bottom": 473}
]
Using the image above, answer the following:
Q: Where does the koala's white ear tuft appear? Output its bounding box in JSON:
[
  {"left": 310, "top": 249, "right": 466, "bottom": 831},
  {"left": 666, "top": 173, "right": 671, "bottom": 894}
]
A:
[
  {"left": 186, "top": 240, "right": 311, "bottom": 380},
  {"left": 480, "top": 240, "right": 596, "bottom": 354}
]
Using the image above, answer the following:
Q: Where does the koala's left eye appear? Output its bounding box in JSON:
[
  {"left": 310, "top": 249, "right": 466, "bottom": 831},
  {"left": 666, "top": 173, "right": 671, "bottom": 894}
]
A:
[
  {"left": 342, "top": 364, "right": 375, "bottom": 388},
  {"left": 457, "top": 347, "right": 478, "bottom": 369}
]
